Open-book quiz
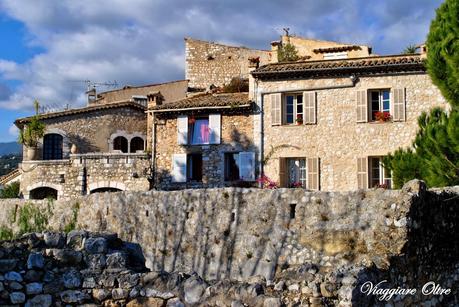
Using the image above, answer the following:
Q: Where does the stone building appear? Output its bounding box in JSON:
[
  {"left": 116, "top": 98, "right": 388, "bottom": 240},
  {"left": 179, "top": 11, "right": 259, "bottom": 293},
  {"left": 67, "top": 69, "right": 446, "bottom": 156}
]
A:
[
  {"left": 250, "top": 53, "right": 447, "bottom": 190},
  {"left": 148, "top": 92, "right": 257, "bottom": 189},
  {"left": 14, "top": 80, "right": 188, "bottom": 199}
]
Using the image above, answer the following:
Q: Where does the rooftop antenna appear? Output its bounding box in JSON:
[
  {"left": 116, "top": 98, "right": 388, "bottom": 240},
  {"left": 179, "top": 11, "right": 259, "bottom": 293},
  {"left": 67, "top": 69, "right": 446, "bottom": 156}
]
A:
[{"left": 283, "top": 27, "right": 290, "bottom": 37}]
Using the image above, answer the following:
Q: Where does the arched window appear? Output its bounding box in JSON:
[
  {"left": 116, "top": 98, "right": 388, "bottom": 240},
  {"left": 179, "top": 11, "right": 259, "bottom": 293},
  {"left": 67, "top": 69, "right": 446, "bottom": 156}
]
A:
[
  {"left": 43, "top": 134, "right": 63, "bottom": 160},
  {"left": 113, "top": 136, "right": 128, "bottom": 153},
  {"left": 130, "top": 137, "right": 144, "bottom": 153},
  {"left": 30, "top": 187, "right": 58, "bottom": 200}
]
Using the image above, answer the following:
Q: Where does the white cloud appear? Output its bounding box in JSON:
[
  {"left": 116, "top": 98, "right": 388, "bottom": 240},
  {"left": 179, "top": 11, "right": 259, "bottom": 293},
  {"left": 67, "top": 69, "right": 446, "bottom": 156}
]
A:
[
  {"left": 8, "top": 124, "right": 18, "bottom": 138},
  {"left": 0, "top": 0, "right": 443, "bottom": 111}
]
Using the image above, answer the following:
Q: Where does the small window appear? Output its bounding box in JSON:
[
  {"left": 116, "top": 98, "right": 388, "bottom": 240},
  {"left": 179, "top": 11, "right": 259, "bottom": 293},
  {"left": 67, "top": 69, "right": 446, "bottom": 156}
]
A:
[
  {"left": 132, "top": 95, "right": 147, "bottom": 107},
  {"left": 283, "top": 94, "right": 303, "bottom": 125},
  {"left": 369, "top": 156, "right": 392, "bottom": 188},
  {"left": 224, "top": 152, "right": 240, "bottom": 181},
  {"left": 43, "top": 134, "right": 63, "bottom": 160},
  {"left": 189, "top": 117, "right": 210, "bottom": 145},
  {"left": 287, "top": 158, "right": 307, "bottom": 188},
  {"left": 323, "top": 52, "right": 348, "bottom": 60},
  {"left": 187, "top": 153, "right": 202, "bottom": 182},
  {"left": 113, "top": 136, "right": 128, "bottom": 153},
  {"left": 130, "top": 137, "right": 144, "bottom": 153},
  {"left": 369, "top": 89, "right": 391, "bottom": 121}
]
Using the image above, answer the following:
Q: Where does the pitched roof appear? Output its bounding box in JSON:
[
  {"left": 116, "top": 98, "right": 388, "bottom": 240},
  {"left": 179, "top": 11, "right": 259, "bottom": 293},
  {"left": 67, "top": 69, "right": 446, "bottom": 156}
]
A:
[
  {"left": 251, "top": 54, "right": 425, "bottom": 80},
  {"left": 15, "top": 101, "right": 146, "bottom": 127},
  {"left": 151, "top": 92, "right": 252, "bottom": 111},
  {"left": 0, "top": 169, "right": 20, "bottom": 186}
]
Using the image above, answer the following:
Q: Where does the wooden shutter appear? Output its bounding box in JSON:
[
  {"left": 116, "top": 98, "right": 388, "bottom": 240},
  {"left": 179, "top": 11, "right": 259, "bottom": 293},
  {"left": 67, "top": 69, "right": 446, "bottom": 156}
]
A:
[
  {"left": 307, "top": 157, "right": 320, "bottom": 191},
  {"left": 209, "top": 114, "right": 221, "bottom": 144},
  {"left": 172, "top": 154, "right": 187, "bottom": 182},
  {"left": 356, "top": 90, "right": 368, "bottom": 123},
  {"left": 239, "top": 152, "right": 256, "bottom": 181},
  {"left": 279, "top": 158, "right": 287, "bottom": 188},
  {"left": 270, "top": 93, "right": 282, "bottom": 126},
  {"left": 177, "top": 115, "right": 188, "bottom": 145},
  {"left": 357, "top": 157, "right": 368, "bottom": 189},
  {"left": 392, "top": 88, "right": 406, "bottom": 121},
  {"left": 303, "top": 91, "right": 317, "bottom": 124}
]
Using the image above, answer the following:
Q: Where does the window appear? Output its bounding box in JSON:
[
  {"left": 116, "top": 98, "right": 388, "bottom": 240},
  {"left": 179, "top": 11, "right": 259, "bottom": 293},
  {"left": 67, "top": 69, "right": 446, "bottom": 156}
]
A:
[
  {"left": 369, "top": 157, "right": 392, "bottom": 188},
  {"left": 130, "top": 137, "right": 144, "bottom": 153},
  {"left": 187, "top": 153, "right": 203, "bottom": 182},
  {"left": 132, "top": 95, "right": 147, "bottom": 107},
  {"left": 189, "top": 117, "right": 210, "bottom": 145},
  {"left": 284, "top": 94, "right": 303, "bottom": 124},
  {"left": 113, "top": 136, "right": 128, "bottom": 153},
  {"left": 323, "top": 52, "right": 348, "bottom": 60},
  {"left": 369, "top": 89, "right": 390, "bottom": 121},
  {"left": 224, "top": 152, "right": 240, "bottom": 181},
  {"left": 43, "top": 134, "right": 63, "bottom": 160},
  {"left": 287, "top": 158, "right": 307, "bottom": 188}
]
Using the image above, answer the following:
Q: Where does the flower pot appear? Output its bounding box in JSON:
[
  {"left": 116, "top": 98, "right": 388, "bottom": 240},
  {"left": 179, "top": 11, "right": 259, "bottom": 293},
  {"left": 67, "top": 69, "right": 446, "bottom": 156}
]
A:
[
  {"left": 296, "top": 121, "right": 303, "bottom": 125},
  {"left": 26, "top": 147, "right": 37, "bottom": 161},
  {"left": 70, "top": 144, "right": 78, "bottom": 154}
]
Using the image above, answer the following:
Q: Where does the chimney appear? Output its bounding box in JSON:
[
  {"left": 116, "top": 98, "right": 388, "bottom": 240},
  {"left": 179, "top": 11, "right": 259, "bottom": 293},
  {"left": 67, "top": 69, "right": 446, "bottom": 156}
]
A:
[
  {"left": 418, "top": 43, "right": 427, "bottom": 59},
  {"left": 147, "top": 91, "right": 163, "bottom": 109},
  {"left": 248, "top": 57, "right": 260, "bottom": 101},
  {"left": 270, "top": 41, "right": 281, "bottom": 63},
  {"left": 86, "top": 88, "right": 96, "bottom": 105}
]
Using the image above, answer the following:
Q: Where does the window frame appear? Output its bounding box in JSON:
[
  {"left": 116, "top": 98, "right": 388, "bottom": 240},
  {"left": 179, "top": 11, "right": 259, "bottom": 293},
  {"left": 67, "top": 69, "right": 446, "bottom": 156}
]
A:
[
  {"left": 187, "top": 153, "right": 203, "bottom": 182},
  {"left": 286, "top": 157, "right": 307, "bottom": 188},
  {"left": 283, "top": 93, "right": 303, "bottom": 125},
  {"left": 224, "top": 152, "right": 240, "bottom": 182},
  {"left": 43, "top": 133, "right": 64, "bottom": 160},
  {"left": 369, "top": 89, "right": 391, "bottom": 121},
  {"left": 369, "top": 156, "right": 392, "bottom": 188},
  {"left": 188, "top": 116, "right": 210, "bottom": 145}
]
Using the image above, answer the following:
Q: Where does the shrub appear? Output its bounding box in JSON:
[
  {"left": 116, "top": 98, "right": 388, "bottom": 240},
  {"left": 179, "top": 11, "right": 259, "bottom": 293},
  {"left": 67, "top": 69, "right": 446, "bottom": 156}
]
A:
[{"left": 0, "top": 182, "right": 20, "bottom": 199}]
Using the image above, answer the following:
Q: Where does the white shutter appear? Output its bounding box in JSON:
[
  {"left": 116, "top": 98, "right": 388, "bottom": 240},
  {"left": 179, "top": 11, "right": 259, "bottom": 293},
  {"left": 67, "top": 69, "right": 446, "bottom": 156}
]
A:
[
  {"left": 307, "top": 158, "right": 320, "bottom": 190},
  {"left": 270, "top": 93, "right": 282, "bottom": 126},
  {"left": 172, "top": 154, "right": 187, "bottom": 182},
  {"left": 392, "top": 88, "right": 406, "bottom": 121},
  {"left": 239, "top": 152, "right": 256, "bottom": 181},
  {"left": 177, "top": 115, "right": 188, "bottom": 145},
  {"left": 303, "top": 91, "right": 317, "bottom": 124},
  {"left": 209, "top": 114, "right": 221, "bottom": 144},
  {"left": 356, "top": 90, "right": 368, "bottom": 123},
  {"left": 357, "top": 157, "right": 368, "bottom": 189}
]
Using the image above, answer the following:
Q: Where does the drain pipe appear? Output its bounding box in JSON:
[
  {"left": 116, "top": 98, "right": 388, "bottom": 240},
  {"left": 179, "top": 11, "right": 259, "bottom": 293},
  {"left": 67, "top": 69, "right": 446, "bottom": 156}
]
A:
[{"left": 255, "top": 75, "right": 359, "bottom": 181}]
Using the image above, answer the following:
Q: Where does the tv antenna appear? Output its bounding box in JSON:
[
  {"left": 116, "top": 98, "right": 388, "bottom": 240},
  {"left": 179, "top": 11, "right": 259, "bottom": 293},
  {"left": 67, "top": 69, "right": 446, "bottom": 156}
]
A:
[{"left": 67, "top": 80, "right": 119, "bottom": 91}]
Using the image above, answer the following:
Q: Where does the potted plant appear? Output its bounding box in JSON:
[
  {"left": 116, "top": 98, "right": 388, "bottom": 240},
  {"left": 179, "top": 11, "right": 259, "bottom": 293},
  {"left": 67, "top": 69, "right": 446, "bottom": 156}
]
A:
[
  {"left": 18, "top": 100, "right": 45, "bottom": 160},
  {"left": 295, "top": 114, "right": 303, "bottom": 125},
  {"left": 374, "top": 111, "right": 391, "bottom": 122}
]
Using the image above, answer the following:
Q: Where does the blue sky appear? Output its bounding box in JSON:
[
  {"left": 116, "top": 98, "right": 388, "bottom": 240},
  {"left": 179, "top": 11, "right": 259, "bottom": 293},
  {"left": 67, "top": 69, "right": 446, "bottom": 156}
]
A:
[{"left": 0, "top": 0, "right": 443, "bottom": 142}]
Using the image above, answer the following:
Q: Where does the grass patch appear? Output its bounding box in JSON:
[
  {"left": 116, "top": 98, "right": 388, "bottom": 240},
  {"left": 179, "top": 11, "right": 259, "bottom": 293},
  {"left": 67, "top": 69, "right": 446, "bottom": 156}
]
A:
[
  {"left": 0, "top": 226, "right": 14, "bottom": 241},
  {"left": 64, "top": 202, "right": 80, "bottom": 233}
]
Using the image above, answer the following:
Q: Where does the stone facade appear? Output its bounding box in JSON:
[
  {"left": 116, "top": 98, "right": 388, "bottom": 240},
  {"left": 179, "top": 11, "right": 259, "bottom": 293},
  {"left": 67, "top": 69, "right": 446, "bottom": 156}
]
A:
[
  {"left": 0, "top": 180, "right": 458, "bottom": 306},
  {"left": 254, "top": 73, "right": 448, "bottom": 191},
  {"left": 15, "top": 104, "right": 150, "bottom": 199},
  {"left": 19, "top": 153, "right": 150, "bottom": 200},
  {"left": 153, "top": 110, "right": 257, "bottom": 189},
  {"left": 185, "top": 38, "right": 271, "bottom": 89}
]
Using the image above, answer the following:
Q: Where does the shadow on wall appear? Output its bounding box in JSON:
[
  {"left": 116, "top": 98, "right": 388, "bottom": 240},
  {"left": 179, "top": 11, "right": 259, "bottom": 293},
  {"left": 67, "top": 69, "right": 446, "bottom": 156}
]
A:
[
  {"left": 351, "top": 183, "right": 459, "bottom": 306},
  {"left": 68, "top": 134, "right": 99, "bottom": 153}
]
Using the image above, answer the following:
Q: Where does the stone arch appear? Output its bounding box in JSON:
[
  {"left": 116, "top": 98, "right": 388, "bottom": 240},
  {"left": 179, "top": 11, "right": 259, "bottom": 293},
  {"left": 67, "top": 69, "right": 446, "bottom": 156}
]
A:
[
  {"left": 108, "top": 130, "right": 146, "bottom": 153},
  {"left": 88, "top": 181, "right": 126, "bottom": 193},
  {"left": 25, "top": 182, "right": 63, "bottom": 200},
  {"left": 130, "top": 136, "right": 145, "bottom": 153}
]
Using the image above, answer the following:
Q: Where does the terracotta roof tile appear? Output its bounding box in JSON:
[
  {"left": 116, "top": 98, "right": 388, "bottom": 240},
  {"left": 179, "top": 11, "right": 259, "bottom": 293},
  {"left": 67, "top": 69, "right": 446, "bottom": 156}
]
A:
[
  {"left": 252, "top": 54, "right": 425, "bottom": 79},
  {"left": 151, "top": 92, "right": 252, "bottom": 111}
]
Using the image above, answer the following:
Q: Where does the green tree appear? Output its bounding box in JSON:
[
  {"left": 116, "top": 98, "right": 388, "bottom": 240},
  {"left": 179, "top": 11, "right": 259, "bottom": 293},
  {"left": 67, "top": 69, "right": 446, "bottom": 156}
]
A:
[
  {"left": 426, "top": 0, "right": 459, "bottom": 108},
  {"left": 403, "top": 44, "right": 417, "bottom": 54},
  {"left": 384, "top": 0, "right": 459, "bottom": 188},
  {"left": 278, "top": 43, "right": 299, "bottom": 62},
  {"left": 18, "top": 100, "right": 45, "bottom": 148}
]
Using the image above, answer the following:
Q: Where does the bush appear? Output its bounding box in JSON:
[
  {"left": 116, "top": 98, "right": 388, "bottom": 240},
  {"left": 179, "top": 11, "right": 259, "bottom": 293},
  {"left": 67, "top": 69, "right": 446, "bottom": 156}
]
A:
[
  {"left": 278, "top": 43, "right": 299, "bottom": 62},
  {"left": 0, "top": 182, "right": 20, "bottom": 199}
]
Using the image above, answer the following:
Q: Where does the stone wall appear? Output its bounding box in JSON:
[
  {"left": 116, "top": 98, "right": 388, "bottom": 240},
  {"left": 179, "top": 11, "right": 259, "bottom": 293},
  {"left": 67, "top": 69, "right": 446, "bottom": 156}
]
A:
[
  {"left": 93, "top": 80, "right": 188, "bottom": 106},
  {"left": 258, "top": 73, "right": 448, "bottom": 191},
  {"left": 154, "top": 111, "right": 257, "bottom": 189},
  {"left": 0, "top": 181, "right": 458, "bottom": 305},
  {"left": 185, "top": 38, "right": 271, "bottom": 89},
  {"left": 19, "top": 154, "right": 151, "bottom": 200}
]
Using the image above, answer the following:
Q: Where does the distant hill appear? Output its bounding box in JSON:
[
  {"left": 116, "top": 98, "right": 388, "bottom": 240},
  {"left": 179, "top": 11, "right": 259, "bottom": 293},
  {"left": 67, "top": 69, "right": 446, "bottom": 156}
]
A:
[{"left": 0, "top": 142, "right": 21, "bottom": 156}]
